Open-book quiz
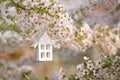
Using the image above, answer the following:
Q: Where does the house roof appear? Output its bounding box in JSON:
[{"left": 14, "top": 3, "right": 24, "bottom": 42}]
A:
[{"left": 31, "top": 31, "right": 44, "bottom": 48}]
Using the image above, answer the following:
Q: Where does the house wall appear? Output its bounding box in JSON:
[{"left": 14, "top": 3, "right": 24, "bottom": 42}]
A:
[
  {"left": 35, "top": 45, "right": 39, "bottom": 61},
  {"left": 39, "top": 33, "right": 53, "bottom": 44},
  {"left": 33, "top": 32, "right": 53, "bottom": 61},
  {"left": 50, "top": 44, "right": 53, "bottom": 60},
  {"left": 38, "top": 43, "right": 53, "bottom": 61}
]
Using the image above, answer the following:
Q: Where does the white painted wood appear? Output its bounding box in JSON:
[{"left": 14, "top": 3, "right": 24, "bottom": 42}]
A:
[
  {"left": 38, "top": 43, "right": 41, "bottom": 61},
  {"left": 32, "top": 32, "right": 53, "bottom": 61},
  {"left": 38, "top": 33, "right": 53, "bottom": 44},
  {"left": 38, "top": 44, "right": 53, "bottom": 61},
  {"left": 35, "top": 45, "right": 39, "bottom": 61},
  {"left": 31, "top": 32, "right": 44, "bottom": 48}
]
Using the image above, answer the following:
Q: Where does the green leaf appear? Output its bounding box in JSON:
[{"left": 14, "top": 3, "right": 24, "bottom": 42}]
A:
[
  {"left": 7, "top": 16, "right": 15, "bottom": 20},
  {"left": 22, "top": 71, "right": 31, "bottom": 80},
  {"left": 111, "top": 38, "right": 116, "bottom": 43},
  {"left": 34, "top": 30, "right": 37, "bottom": 33},
  {"left": 54, "top": 14, "right": 60, "bottom": 19},
  {"left": 20, "top": 0, "right": 23, "bottom": 3},
  {"left": 28, "top": 11, "right": 31, "bottom": 16},
  {"left": 16, "top": 6, "right": 20, "bottom": 13},
  {"left": 0, "top": 16, "right": 3, "bottom": 19},
  {"left": 116, "top": 53, "right": 120, "bottom": 56},
  {"left": 26, "top": 29, "right": 31, "bottom": 35},
  {"left": 23, "top": 74, "right": 30, "bottom": 80},
  {"left": 0, "top": 63, "right": 3, "bottom": 68},
  {"left": 75, "top": 32, "right": 84, "bottom": 40},
  {"left": 65, "top": 75, "right": 76, "bottom": 80},
  {"left": 48, "top": 23, "right": 54, "bottom": 28},
  {"left": 35, "top": 7, "right": 42, "bottom": 12},
  {"left": 0, "top": 0, "right": 5, "bottom": 3},
  {"left": 5, "top": 2, "right": 11, "bottom": 9},
  {"left": 2, "top": 76, "right": 6, "bottom": 80},
  {"left": 38, "top": 3, "right": 44, "bottom": 6},
  {"left": 9, "top": 24, "right": 15, "bottom": 29},
  {"left": 49, "top": 0, "right": 53, "bottom": 3},
  {"left": 44, "top": 76, "right": 49, "bottom": 80},
  {"left": 102, "top": 58, "right": 112, "bottom": 68},
  {"left": 36, "top": 76, "right": 41, "bottom": 80}
]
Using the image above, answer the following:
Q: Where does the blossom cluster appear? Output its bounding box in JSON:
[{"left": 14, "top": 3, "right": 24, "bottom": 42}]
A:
[
  {"left": 0, "top": 0, "right": 76, "bottom": 49},
  {"left": 0, "top": 0, "right": 120, "bottom": 55},
  {"left": 0, "top": 0, "right": 62, "bottom": 39},
  {"left": 50, "top": 23, "right": 120, "bottom": 55},
  {"left": 0, "top": 0, "right": 67, "bottom": 51},
  {"left": 92, "top": 25, "right": 120, "bottom": 55},
  {"left": 62, "top": 0, "right": 118, "bottom": 17},
  {"left": 60, "top": 55, "right": 120, "bottom": 80},
  {"left": 68, "top": 0, "right": 120, "bottom": 29}
]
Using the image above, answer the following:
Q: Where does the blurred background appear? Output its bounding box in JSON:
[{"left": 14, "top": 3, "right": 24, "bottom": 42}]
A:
[{"left": 0, "top": 0, "right": 120, "bottom": 80}]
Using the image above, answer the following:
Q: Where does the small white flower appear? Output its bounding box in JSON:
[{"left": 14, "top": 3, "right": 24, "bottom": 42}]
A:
[
  {"left": 87, "top": 62, "right": 94, "bottom": 70},
  {"left": 82, "top": 69, "right": 89, "bottom": 75},
  {"left": 95, "top": 60, "right": 102, "bottom": 68},
  {"left": 84, "top": 56, "right": 89, "bottom": 60},
  {"left": 77, "top": 63, "right": 84, "bottom": 70},
  {"left": 93, "top": 70, "right": 98, "bottom": 76},
  {"left": 58, "top": 5, "right": 64, "bottom": 11}
]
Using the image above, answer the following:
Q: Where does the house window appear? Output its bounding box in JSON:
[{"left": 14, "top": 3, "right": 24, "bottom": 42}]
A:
[
  {"left": 46, "top": 52, "right": 51, "bottom": 58},
  {"left": 41, "top": 44, "right": 44, "bottom": 50},
  {"left": 41, "top": 52, "right": 45, "bottom": 58},
  {"left": 39, "top": 44, "right": 52, "bottom": 61},
  {"left": 46, "top": 44, "right": 50, "bottom": 50}
]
